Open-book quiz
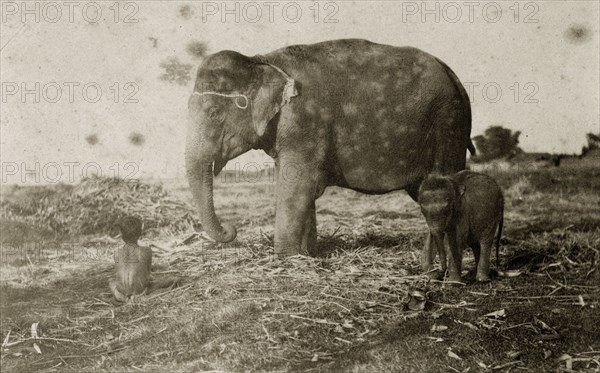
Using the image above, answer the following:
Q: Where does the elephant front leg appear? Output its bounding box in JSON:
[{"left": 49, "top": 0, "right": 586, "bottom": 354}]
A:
[
  {"left": 421, "top": 232, "right": 434, "bottom": 273},
  {"left": 438, "top": 236, "right": 447, "bottom": 274},
  {"left": 424, "top": 232, "right": 448, "bottom": 280},
  {"left": 274, "top": 162, "right": 318, "bottom": 257},
  {"left": 302, "top": 203, "right": 318, "bottom": 256},
  {"left": 422, "top": 232, "right": 445, "bottom": 280},
  {"left": 446, "top": 230, "right": 463, "bottom": 283}
]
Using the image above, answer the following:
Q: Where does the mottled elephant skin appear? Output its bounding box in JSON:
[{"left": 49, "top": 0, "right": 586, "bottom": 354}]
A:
[
  {"left": 185, "top": 39, "right": 473, "bottom": 256},
  {"left": 418, "top": 170, "right": 504, "bottom": 282}
]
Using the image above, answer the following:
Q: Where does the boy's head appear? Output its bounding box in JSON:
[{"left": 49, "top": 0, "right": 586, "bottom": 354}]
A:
[{"left": 118, "top": 216, "right": 142, "bottom": 243}]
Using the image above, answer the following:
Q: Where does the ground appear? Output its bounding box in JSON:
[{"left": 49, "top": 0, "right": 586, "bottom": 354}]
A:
[{"left": 1, "top": 164, "right": 599, "bottom": 373}]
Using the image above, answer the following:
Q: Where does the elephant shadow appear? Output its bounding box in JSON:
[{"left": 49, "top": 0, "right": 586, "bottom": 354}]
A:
[{"left": 311, "top": 232, "right": 424, "bottom": 258}]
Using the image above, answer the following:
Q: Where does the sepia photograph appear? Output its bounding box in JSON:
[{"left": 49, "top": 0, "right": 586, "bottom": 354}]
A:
[{"left": 1, "top": 1, "right": 599, "bottom": 372}]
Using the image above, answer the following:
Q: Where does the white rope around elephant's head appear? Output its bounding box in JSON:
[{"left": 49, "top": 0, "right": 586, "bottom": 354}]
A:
[{"left": 193, "top": 91, "right": 249, "bottom": 109}]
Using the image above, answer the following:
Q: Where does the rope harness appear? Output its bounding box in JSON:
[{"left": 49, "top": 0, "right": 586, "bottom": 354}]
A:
[{"left": 193, "top": 91, "right": 249, "bottom": 109}]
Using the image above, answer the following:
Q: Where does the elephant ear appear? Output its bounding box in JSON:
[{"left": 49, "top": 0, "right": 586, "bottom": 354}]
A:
[
  {"left": 451, "top": 182, "right": 466, "bottom": 214},
  {"left": 251, "top": 64, "right": 297, "bottom": 136}
]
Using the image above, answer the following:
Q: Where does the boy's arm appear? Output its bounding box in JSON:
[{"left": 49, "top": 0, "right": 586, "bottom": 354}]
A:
[{"left": 141, "top": 246, "right": 152, "bottom": 271}]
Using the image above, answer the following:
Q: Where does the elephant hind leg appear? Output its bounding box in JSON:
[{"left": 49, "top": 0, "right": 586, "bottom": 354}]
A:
[
  {"left": 475, "top": 226, "right": 497, "bottom": 282},
  {"left": 475, "top": 239, "right": 493, "bottom": 282},
  {"left": 467, "top": 241, "right": 481, "bottom": 280},
  {"left": 430, "top": 105, "right": 470, "bottom": 175}
]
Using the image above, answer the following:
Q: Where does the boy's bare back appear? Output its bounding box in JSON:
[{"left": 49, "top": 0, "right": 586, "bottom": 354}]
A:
[{"left": 110, "top": 217, "right": 152, "bottom": 302}]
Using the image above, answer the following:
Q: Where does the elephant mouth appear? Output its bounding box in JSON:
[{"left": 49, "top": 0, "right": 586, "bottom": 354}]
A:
[
  {"left": 213, "top": 131, "right": 241, "bottom": 176},
  {"left": 214, "top": 157, "right": 226, "bottom": 176},
  {"left": 213, "top": 128, "right": 229, "bottom": 177}
]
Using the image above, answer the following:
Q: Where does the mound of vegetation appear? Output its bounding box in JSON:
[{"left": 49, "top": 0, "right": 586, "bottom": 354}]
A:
[{"left": 1, "top": 177, "right": 199, "bottom": 236}]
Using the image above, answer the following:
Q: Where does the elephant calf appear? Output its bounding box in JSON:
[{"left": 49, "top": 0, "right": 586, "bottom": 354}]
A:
[{"left": 418, "top": 170, "right": 504, "bottom": 282}]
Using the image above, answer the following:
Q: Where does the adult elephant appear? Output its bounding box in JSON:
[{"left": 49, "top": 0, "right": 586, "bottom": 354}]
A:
[{"left": 186, "top": 39, "right": 473, "bottom": 257}]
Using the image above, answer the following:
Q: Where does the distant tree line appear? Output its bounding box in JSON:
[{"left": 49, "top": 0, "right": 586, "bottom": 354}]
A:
[
  {"left": 471, "top": 126, "right": 522, "bottom": 163},
  {"left": 471, "top": 125, "right": 599, "bottom": 164},
  {"left": 580, "top": 133, "right": 600, "bottom": 157}
]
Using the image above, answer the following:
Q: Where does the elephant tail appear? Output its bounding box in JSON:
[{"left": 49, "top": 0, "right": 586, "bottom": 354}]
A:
[
  {"left": 495, "top": 206, "right": 504, "bottom": 268},
  {"left": 468, "top": 140, "right": 476, "bottom": 156}
]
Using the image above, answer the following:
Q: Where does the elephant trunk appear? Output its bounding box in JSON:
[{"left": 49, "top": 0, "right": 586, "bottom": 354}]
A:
[
  {"left": 431, "top": 232, "right": 445, "bottom": 260},
  {"left": 186, "top": 156, "right": 236, "bottom": 243}
]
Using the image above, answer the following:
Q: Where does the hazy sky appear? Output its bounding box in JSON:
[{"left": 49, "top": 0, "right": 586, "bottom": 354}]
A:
[{"left": 1, "top": 0, "right": 598, "bottom": 183}]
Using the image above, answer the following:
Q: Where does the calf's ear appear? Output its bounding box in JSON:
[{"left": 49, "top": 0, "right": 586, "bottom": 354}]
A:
[{"left": 457, "top": 183, "right": 466, "bottom": 197}]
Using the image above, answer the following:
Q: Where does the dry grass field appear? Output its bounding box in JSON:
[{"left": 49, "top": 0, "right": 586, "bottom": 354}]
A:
[{"left": 1, "top": 163, "right": 599, "bottom": 372}]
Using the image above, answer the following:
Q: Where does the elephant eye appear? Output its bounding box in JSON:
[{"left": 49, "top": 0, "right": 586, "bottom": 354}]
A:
[{"left": 207, "top": 106, "right": 221, "bottom": 121}]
